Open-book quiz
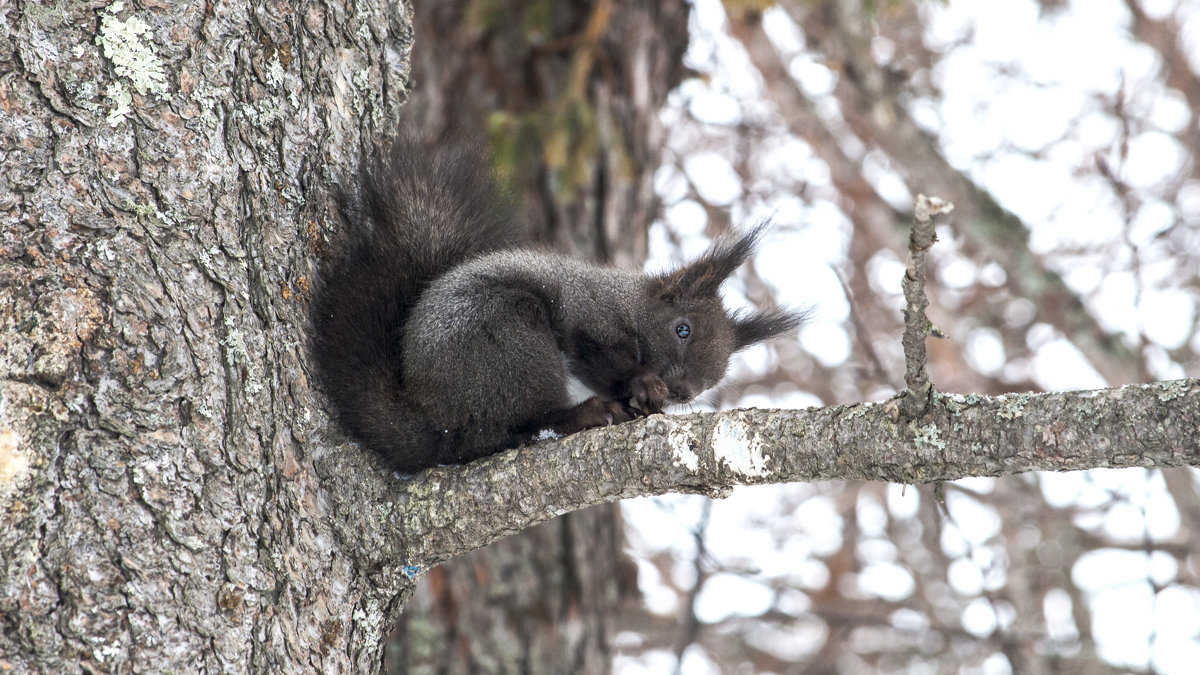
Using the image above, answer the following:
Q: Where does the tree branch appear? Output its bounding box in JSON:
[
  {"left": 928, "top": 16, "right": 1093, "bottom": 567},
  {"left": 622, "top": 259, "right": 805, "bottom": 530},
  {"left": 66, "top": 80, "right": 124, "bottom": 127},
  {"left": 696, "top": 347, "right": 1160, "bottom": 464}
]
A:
[
  {"left": 899, "top": 194, "right": 953, "bottom": 419},
  {"left": 319, "top": 379, "right": 1200, "bottom": 575}
]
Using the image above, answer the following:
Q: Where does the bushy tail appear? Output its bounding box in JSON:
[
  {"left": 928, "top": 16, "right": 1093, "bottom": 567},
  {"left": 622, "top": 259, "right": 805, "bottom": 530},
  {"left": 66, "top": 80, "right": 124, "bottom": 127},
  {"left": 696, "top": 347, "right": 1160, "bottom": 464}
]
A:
[{"left": 309, "top": 130, "right": 526, "bottom": 470}]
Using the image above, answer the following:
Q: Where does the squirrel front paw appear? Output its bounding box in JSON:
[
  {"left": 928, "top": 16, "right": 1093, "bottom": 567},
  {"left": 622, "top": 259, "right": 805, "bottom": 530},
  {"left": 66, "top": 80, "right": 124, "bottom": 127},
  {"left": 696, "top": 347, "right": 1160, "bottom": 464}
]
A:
[
  {"left": 522, "top": 396, "right": 640, "bottom": 440},
  {"left": 629, "top": 373, "right": 668, "bottom": 414},
  {"left": 575, "top": 396, "right": 639, "bottom": 428}
]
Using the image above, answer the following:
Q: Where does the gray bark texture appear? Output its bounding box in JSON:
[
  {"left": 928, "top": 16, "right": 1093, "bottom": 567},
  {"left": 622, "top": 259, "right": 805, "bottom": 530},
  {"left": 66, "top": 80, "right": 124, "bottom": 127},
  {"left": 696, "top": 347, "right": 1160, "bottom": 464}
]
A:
[
  {"left": 358, "top": 380, "right": 1200, "bottom": 570},
  {"left": 2, "top": 0, "right": 410, "bottom": 671},
  {"left": 3, "top": 2, "right": 1199, "bottom": 675}
]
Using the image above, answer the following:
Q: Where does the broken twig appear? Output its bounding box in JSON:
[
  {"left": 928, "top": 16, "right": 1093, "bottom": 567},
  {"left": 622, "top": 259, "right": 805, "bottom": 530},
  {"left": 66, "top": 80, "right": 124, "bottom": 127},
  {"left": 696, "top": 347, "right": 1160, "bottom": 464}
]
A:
[{"left": 899, "top": 194, "right": 953, "bottom": 419}]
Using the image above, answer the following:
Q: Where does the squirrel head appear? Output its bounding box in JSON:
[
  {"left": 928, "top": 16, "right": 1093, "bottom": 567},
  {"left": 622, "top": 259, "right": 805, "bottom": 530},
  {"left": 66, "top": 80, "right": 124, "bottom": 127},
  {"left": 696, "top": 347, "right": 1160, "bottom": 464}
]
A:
[{"left": 643, "top": 224, "right": 808, "bottom": 405}]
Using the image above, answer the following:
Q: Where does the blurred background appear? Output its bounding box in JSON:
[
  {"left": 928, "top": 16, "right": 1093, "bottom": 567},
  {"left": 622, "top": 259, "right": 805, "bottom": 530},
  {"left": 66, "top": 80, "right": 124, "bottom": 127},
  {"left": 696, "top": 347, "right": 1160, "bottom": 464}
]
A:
[
  {"left": 620, "top": 1, "right": 1200, "bottom": 673},
  {"left": 393, "top": 1, "right": 1200, "bottom": 673}
]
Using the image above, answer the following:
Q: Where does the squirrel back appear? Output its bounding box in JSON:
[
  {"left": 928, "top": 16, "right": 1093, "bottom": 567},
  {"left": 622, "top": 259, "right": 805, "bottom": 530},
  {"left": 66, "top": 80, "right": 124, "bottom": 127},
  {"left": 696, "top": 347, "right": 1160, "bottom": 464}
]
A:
[{"left": 310, "top": 131, "right": 807, "bottom": 473}]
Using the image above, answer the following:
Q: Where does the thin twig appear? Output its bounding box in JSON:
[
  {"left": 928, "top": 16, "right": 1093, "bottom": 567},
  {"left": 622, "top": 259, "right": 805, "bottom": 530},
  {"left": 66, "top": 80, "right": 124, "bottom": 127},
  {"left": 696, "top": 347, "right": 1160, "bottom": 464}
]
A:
[
  {"left": 899, "top": 194, "right": 953, "bottom": 420},
  {"left": 671, "top": 498, "right": 712, "bottom": 675},
  {"left": 833, "top": 266, "right": 895, "bottom": 389}
]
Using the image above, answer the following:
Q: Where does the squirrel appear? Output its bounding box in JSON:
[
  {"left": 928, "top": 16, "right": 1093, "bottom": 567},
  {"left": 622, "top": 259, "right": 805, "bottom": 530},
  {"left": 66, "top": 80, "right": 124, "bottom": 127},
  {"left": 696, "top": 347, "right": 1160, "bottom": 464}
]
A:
[{"left": 309, "top": 129, "right": 808, "bottom": 474}]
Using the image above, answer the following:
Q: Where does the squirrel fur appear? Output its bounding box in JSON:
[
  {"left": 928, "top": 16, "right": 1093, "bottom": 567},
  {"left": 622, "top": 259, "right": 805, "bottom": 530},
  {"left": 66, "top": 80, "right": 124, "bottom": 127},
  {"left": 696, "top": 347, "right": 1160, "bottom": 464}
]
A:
[{"left": 310, "top": 129, "right": 807, "bottom": 473}]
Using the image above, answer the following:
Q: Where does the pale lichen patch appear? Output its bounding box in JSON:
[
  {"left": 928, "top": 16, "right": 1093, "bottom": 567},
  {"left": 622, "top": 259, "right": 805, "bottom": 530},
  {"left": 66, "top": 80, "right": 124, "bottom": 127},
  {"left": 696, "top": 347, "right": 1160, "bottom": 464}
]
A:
[
  {"left": 1155, "top": 380, "right": 1189, "bottom": 402},
  {"left": 0, "top": 428, "right": 28, "bottom": 484},
  {"left": 103, "top": 82, "right": 132, "bottom": 127},
  {"left": 913, "top": 423, "right": 945, "bottom": 451},
  {"left": 668, "top": 422, "right": 699, "bottom": 471},
  {"left": 266, "top": 54, "right": 286, "bottom": 89},
  {"left": 996, "top": 393, "right": 1028, "bottom": 421},
  {"left": 712, "top": 414, "right": 771, "bottom": 477},
  {"left": 351, "top": 597, "right": 386, "bottom": 646},
  {"left": 353, "top": 67, "right": 371, "bottom": 92},
  {"left": 95, "top": 1, "right": 169, "bottom": 124}
]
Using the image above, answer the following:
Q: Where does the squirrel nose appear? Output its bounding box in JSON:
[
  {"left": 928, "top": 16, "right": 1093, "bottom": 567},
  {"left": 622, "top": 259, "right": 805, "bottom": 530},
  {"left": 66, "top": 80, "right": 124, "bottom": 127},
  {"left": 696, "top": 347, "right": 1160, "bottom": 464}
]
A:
[{"left": 669, "top": 384, "right": 695, "bottom": 403}]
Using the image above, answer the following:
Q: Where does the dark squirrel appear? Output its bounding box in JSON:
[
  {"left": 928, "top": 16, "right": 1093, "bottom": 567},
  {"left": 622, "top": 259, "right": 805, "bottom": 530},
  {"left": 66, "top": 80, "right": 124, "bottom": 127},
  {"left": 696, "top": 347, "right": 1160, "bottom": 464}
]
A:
[{"left": 310, "top": 130, "right": 808, "bottom": 473}]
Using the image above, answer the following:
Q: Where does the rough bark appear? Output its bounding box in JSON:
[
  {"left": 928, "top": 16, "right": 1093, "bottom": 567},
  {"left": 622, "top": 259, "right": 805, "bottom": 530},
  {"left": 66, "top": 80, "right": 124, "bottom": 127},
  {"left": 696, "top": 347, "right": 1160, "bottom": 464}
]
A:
[
  {"left": 1, "top": 0, "right": 410, "bottom": 671},
  {"left": 332, "top": 380, "right": 1199, "bottom": 571}
]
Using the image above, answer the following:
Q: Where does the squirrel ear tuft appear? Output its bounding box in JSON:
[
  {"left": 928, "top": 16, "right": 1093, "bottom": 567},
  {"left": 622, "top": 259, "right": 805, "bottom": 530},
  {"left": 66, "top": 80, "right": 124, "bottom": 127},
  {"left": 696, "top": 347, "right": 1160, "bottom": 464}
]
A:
[
  {"left": 652, "top": 222, "right": 768, "bottom": 300},
  {"left": 733, "top": 306, "right": 811, "bottom": 350}
]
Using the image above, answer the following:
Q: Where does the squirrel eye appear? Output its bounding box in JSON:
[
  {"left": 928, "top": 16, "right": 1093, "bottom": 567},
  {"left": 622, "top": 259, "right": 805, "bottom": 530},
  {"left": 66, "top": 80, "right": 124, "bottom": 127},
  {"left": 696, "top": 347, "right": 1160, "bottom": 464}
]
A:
[{"left": 675, "top": 322, "right": 691, "bottom": 339}]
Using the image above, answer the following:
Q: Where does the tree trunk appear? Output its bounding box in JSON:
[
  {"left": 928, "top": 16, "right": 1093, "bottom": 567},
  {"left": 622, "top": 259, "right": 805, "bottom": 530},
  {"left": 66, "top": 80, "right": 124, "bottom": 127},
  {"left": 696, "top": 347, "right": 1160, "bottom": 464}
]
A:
[{"left": 1, "top": 0, "right": 411, "bottom": 671}]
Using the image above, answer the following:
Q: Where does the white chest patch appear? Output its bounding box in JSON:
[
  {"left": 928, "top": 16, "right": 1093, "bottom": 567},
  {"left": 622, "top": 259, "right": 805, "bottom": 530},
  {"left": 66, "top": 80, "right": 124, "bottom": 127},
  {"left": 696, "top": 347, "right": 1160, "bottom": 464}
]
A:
[
  {"left": 564, "top": 373, "right": 598, "bottom": 405},
  {"left": 563, "top": 355, "right": 599, "bottom": 405}
]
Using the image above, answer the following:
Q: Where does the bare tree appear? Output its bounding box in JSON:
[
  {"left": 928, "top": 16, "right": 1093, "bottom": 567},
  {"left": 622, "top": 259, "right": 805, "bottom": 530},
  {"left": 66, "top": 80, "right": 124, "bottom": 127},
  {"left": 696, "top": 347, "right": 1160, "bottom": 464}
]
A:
[{"left": 614, "top": 1, "right": 1200, "bottom": 672}]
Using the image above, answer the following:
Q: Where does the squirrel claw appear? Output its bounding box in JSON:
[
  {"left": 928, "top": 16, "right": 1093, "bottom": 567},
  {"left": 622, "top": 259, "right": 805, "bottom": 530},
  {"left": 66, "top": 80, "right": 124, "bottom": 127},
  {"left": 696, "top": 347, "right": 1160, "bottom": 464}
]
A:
[{"left": 629, "top": 373, "right": 668, "bottom": 415}]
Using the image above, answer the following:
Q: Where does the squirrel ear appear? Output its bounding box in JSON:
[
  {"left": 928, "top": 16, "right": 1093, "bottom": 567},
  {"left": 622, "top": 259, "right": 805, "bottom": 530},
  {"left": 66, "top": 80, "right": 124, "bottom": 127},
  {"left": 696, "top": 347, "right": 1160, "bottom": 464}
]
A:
[
  {"left": 733, "top": 307, "right": 811, "bottom": 350},
  {"left": 652, "top": 223, "right": 767, "bottom": 300}
]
